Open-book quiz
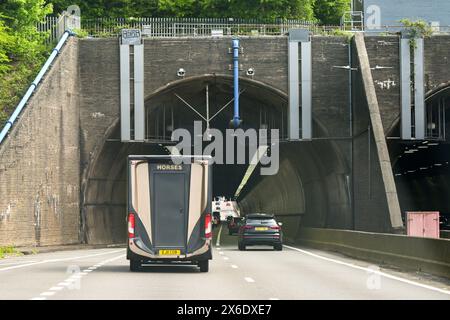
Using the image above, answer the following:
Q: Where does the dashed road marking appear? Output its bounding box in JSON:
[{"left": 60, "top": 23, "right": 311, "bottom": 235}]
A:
[
  {"left": 244, "top": 277, "right": 255, "bottom": 283},
  {"left": 223, "top": 257, "right": 229, "bottom": 261},
  {"left": 283, "top": 245, "right": 450, "bottom": 296},
  {"left": 49, "top": 287, "right": 63, "bottom": 291},
  {"left": 231, "top": 265, "right": 238, "bottom": 269},
  {"left": 30, "top": 254, "right": 125, "bottom": 300},
  {"left": 219, "top": 252, "right": 224, "bottom": 255},
  {"left": 58, "top": 282, "right": 70, "bottom": 287}
]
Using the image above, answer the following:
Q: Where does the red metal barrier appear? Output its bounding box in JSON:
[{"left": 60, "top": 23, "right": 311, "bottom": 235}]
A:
[{"left": 406, "top": 212, "right": 440, "bottom": 239}]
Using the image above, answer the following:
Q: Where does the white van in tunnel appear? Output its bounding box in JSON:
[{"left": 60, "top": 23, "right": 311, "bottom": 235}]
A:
[{"left": 126, "top": 155, "right": 213, "bottom": 272}]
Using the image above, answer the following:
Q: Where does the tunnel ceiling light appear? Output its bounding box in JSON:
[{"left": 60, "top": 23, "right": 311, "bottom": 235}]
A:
[
  {"left": 419, "top": 167, "right": 428, "bottom": 170},
  {"left": 233, "top": 145, "right": 269, "bottom": 199},
  {"left": 434, "top": 163, "right": 442, "bottom": 166}
]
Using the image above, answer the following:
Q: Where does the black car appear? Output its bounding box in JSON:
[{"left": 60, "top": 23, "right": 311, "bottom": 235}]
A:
[
  {"left": 227, "top": 216, "right": 243, "bottom": 235},
  {"left": 237, "top": 214, "right": 283, "bottom": 251}
]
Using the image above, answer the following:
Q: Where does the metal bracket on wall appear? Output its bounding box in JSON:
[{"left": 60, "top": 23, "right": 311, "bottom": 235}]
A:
[
  {"left": 288, "top": 29, "right": 312, "bottom": 140},
  {"left": 400, "top": 32, "right": 425, "bottom": 140},
  {"left": 120, "top": 29, "right": 145, "bottom": 142}
]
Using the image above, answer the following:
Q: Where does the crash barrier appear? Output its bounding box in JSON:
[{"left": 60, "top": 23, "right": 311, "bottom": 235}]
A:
[{"left": 296, "top": 227, "right": 450, "bottom": 279}]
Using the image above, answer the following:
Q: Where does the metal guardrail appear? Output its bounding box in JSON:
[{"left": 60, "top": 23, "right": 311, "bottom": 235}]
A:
[
  {"left": 83, "top": 17, "right": 318, "bottom": 37},
  {"left": 0, "top": 30, "right": 74, "bottom": 145},
  {"left": 39, "top": 16, "right": 450, "bottom": 41}
]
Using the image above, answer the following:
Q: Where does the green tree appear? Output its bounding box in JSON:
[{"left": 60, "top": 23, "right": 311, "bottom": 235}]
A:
[
  {"left": 50, "top": 0, "right": 315, "bottom": 20},
  {"left": 313, "top": 0, "right": 350, "bottom": 25},
  {"left": 0, "top": 0, "right": 53, "bottom": 125}
]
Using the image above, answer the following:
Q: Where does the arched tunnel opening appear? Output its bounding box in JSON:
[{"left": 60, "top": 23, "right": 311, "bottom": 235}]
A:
[
  {"left": 82, "top": 75, "right": 351, "bottom": 245},
  {"left": 389, "top": 85, "right": 450, "bottom": 229}
]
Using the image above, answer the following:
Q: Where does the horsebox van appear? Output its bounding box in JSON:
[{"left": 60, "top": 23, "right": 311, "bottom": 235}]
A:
[{"left": 126, "top": 155, "right": 213, "bottom": 272}]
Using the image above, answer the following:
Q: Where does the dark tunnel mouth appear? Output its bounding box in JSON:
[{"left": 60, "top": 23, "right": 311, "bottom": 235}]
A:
[
  {"left": 82, "top": 75, "right": 351, "bottom": 244},
  {"left": 388, "top": 84, "right": 450, "bottom": 222}
]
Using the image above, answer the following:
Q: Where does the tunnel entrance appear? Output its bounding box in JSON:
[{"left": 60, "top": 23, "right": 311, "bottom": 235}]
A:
[
  {"left": 389, "top": 85, "right": 450, "bottom": 229},
  {"left": 82, "top": 75, "right": 351, "bottom": 245}
]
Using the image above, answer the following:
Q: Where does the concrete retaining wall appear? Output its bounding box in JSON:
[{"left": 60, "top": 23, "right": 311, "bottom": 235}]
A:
[
  {"left": 0, "top": 38, "right": 80, "bottom": 246},
  {"left": 296, "top": 227, "right": 450, "bottom": 279}
]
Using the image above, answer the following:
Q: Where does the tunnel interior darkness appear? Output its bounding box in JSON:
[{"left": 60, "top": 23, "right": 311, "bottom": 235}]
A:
[
  {"left": 82, "top": 75, "right": 351, "bottom": 244},
  {"left": 389, "top": 87, "right": 450, "bottom": 227}
]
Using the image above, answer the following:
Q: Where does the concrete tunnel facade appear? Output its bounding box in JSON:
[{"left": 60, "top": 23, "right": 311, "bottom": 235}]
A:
[{"left": 2, "top": 34, "right": 450, "bottom": 246}]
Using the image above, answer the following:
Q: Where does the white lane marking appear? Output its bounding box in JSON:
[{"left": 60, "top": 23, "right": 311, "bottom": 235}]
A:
[
  {"left": 83, "top": 269, "right": 93, "bottom": 272},
  {"left": 269, "top": 298, "right": 279, "bottom": 300},
  {"left": 219, "top": 252, "right": 224, "bottom": 255},
  {"left": 223, "top": 257, "right": 229, "bottom": 261},
  {"left": 231, "top": 265, "right": 238, "bottom": 269},
  {"left": 88, "top": 266, "right": 97, "bottom": 270},
  {"left": 216, "top": 225, "right": 223, "bottom": 247},
  {"left": 31, "top": 297, "right": 47, "bottom": 300},
  {"left": 0, "top": 260, "right": 37, "bottom": 266},
  {"left": 283, "top": 245, "right": 450, "bottom": 296},
  {"left": 49, "top": 287, "right": 63, "bottom": 291},
  {"left": 0, "top": 249, "right": 124, "bottom": 272},
  {"left": 244, "top": 277, "right": 255, "bottom": 283},
  {"left": 40, "top": 292, "right": 56, "bottom": 296}
]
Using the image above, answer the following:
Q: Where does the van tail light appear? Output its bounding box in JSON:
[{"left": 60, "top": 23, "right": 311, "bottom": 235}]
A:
[
  {"left": 128, "top": 213, "right": 135, "bottom": 239},
  {"left": 205, "top": 213, "right": 212, "bottom": 239},
  {"left": 270, "top": 226, "right": 281, "bottom": 230}
]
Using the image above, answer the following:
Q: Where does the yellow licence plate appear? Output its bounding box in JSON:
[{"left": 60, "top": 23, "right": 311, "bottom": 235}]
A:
[
  {"left": 159, "top": 249, "right": 181, "bottom": 256},
  {"left": 255, "top": 227, "right": 268, "bottom": 231}
]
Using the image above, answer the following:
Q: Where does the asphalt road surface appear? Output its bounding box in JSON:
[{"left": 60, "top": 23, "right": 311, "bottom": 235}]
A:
[{"left": 0, "top": 226, "right": 449, "bottom": 300}]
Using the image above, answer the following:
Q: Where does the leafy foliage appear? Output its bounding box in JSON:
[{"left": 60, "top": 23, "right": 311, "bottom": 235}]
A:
[
  {"left": 0, "top": 0, "right": 53, "bottom": 125},
  {"left": 51, "top": 0, "right": 317, "bottom": 21},
  {"left": 313, "top": 0, "right": 350, "bottom": 25},
  {"left": 400, "top": 18, "right": 433, "bottom": 38}
]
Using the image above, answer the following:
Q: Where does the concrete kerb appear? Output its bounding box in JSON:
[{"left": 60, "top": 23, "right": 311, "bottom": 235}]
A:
[{"left": 16, "top": 243, "right": 126, "bottom": 256}]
